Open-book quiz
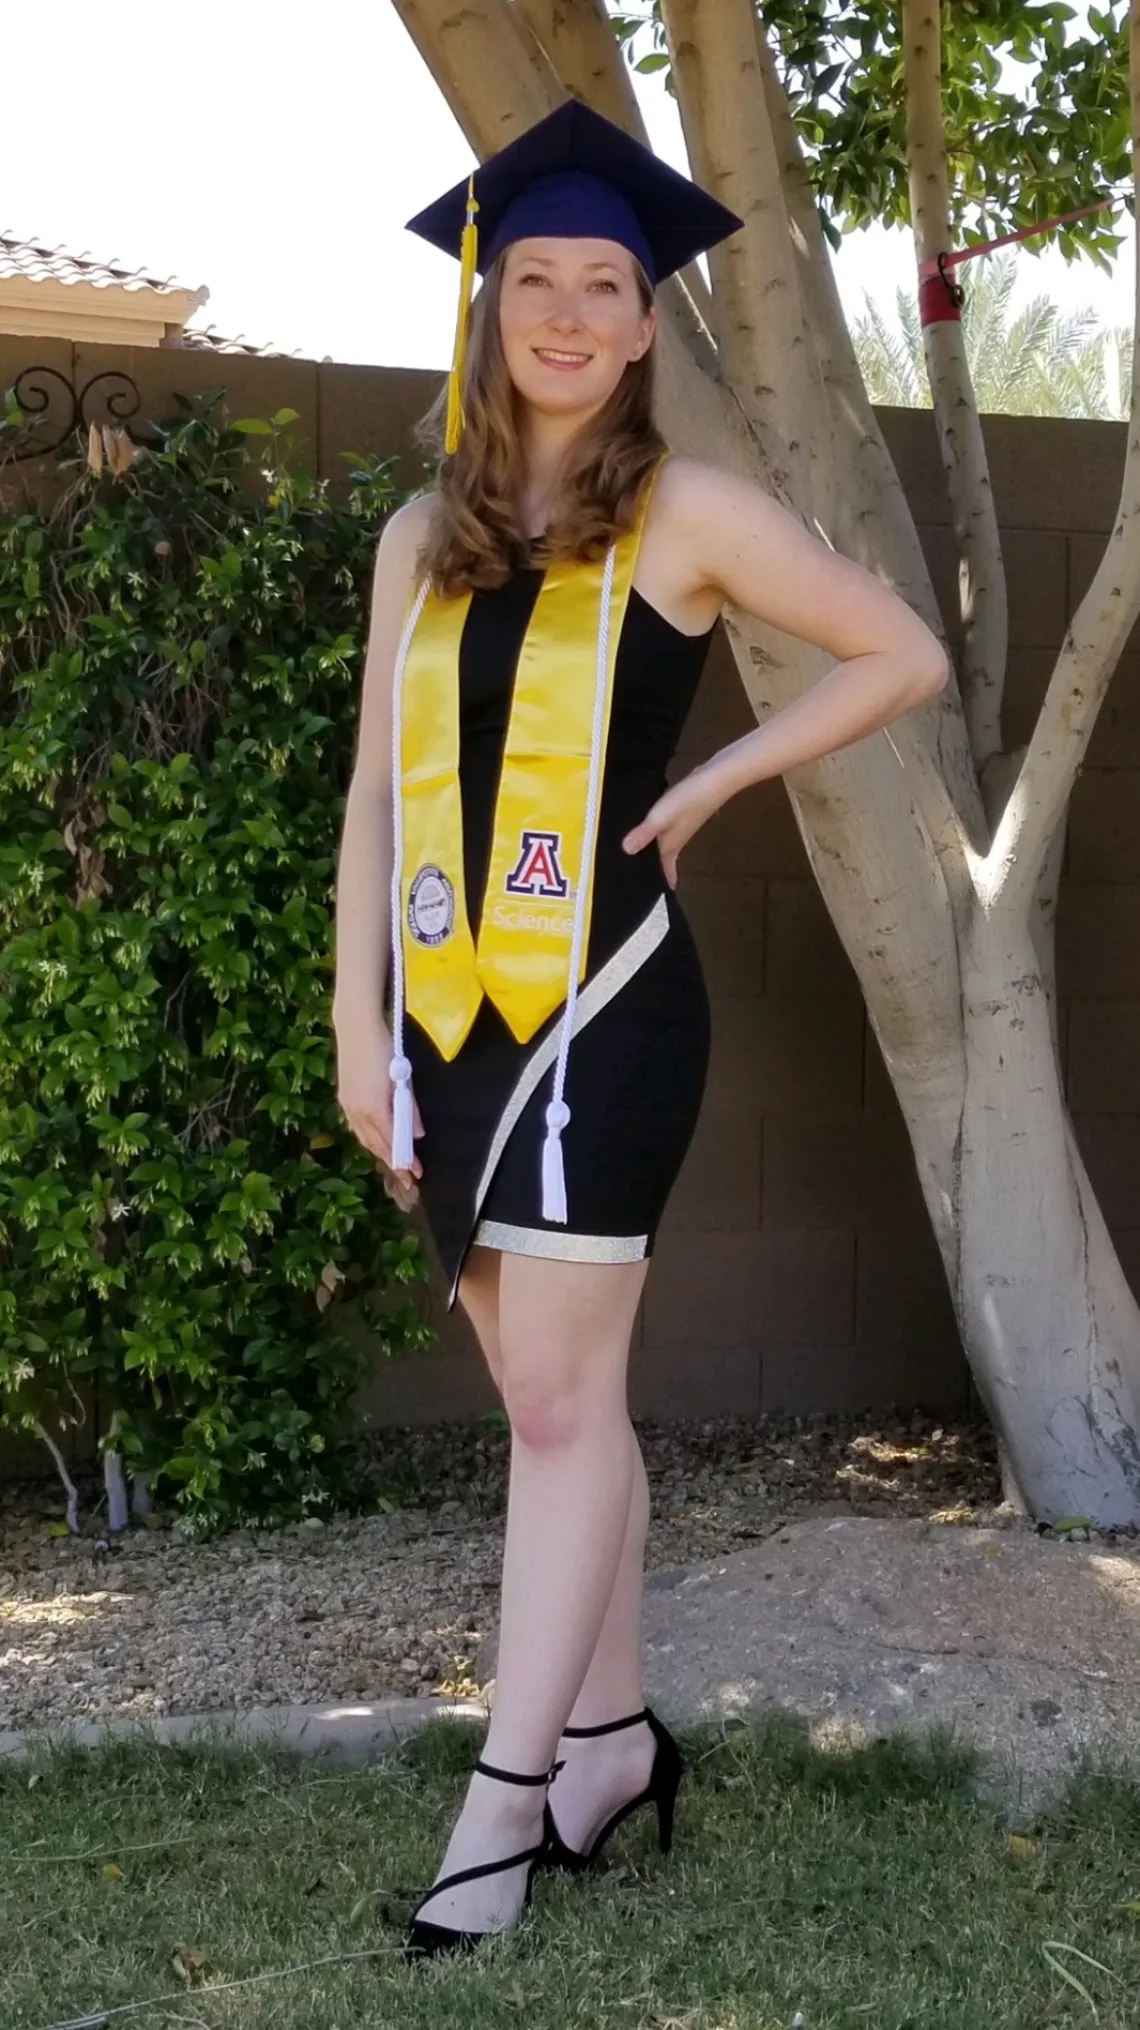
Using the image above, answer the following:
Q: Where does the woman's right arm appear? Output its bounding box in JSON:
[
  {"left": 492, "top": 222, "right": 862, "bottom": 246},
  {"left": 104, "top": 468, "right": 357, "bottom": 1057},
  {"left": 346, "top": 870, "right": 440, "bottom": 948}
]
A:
[{"left": 331, "top": 495, "right": 433, "bottom": 1179}]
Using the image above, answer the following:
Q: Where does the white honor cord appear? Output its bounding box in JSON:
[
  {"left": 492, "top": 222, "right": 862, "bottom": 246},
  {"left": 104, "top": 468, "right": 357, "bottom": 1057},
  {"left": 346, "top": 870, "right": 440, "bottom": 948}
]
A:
[
  {"left": 541, "top": 541, "right": 617, "bottom": 1224},
  {"left": 389, "top": 577, "right": 431, "bottom": 1173}
]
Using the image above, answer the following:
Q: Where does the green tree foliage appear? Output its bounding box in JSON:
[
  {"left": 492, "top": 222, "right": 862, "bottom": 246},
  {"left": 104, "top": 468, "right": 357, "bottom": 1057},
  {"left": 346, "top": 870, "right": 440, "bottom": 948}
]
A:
[
  {"left": 853, "top": 250, "right": 1134, "bottom": 413},
  {"left": 0, "top": 392, "right": 430, "bottom": 1533},
  {"left": 613, "top": 1, "right": 1131, "bottom": 263}
]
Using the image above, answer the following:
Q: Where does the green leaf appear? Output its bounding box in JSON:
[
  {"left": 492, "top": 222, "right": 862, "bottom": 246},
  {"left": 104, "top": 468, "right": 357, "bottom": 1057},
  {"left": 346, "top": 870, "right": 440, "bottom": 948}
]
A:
[{"left": 1041, "top": 1938, "right": 1119, "bottom": 2012}]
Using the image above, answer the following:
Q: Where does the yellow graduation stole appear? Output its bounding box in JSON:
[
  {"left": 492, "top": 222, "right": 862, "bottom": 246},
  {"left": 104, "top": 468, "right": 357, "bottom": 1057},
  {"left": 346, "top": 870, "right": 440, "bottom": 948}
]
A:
[{"left": 393, "top": 463, "right": 664, "bottom": 1066}]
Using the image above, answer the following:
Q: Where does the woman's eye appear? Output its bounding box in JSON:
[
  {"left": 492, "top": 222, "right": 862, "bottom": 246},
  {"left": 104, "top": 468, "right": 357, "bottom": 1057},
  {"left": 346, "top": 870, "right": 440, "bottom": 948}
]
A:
[{"left": 517, "top": 273, "right": 617, "bottom": 291}]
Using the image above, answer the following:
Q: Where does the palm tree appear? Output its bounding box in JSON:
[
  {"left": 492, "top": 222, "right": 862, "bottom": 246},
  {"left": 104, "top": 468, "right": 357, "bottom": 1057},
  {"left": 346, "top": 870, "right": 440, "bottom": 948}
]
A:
[{"left": 852, "top": 250, "right": 1133, "bottom": 417}]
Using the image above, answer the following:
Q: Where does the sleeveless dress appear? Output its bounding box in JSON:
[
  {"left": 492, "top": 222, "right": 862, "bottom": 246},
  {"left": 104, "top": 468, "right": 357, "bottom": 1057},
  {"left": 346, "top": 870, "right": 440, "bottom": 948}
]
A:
[{"left": 403, "top": 566, "right": 715, "bottom": 1309}]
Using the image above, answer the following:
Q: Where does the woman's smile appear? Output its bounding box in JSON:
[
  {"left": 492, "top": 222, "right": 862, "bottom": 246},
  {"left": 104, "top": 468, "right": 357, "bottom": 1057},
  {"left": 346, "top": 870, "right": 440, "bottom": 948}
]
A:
[{"left": 532, "top": 346, "right": 595, "bottom": 370}]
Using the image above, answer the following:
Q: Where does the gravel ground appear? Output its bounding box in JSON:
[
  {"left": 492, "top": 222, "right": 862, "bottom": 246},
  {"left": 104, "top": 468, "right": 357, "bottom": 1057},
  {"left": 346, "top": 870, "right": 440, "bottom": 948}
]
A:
[{"left": 0, "top": 1409, "right": 1031, "bottom": 1732}]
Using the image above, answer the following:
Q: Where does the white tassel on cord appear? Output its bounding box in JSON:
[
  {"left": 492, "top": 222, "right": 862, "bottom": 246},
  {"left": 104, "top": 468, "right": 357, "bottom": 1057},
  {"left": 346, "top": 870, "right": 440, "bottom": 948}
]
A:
[
  {"left": 541, "top": 543, "right": 616, "bottom": 1223},
  {"left": 390, "top": 1054, "right": 415, "bottom": 1172},
  {"left": 541, "top": 1098, "right": 571, "bottom": 1223},
  {"left": 388, "top": 579, "right": 430, "bottom": 1174}
]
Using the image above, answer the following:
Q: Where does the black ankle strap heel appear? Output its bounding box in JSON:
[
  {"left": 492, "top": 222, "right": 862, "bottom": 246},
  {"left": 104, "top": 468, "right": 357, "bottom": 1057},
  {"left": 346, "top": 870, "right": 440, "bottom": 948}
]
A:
[
  {"left": 473, "top": 1758, "right": 553, "bottom": 1782},
  {"left": 560, "top": 1707, "right": 650, "bottom": 1738},
  {"left": 404, "top": 1761, "right": 552, "bottom": 1961},
  {"left": 541, "top": 1705, "right": 683, "bottom": 1877}
]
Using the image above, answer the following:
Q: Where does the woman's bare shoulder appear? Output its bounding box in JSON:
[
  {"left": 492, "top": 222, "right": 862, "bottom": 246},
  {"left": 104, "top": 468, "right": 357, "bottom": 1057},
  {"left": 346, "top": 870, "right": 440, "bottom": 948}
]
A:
[
  {"left": 656, "top": 453, "right": 773, "bottom": 521},
  {"left": 376, "top": 488, "right": 439, "bottom": 565},
  {"left": 651, "top": 453, "right": 807, "bottom": 578}
]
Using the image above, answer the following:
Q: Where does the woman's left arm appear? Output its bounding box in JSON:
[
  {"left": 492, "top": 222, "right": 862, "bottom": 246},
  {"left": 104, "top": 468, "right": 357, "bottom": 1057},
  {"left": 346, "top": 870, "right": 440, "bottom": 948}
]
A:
[{"left": 623, "top": 461, "right": 950, "bottom": 884}]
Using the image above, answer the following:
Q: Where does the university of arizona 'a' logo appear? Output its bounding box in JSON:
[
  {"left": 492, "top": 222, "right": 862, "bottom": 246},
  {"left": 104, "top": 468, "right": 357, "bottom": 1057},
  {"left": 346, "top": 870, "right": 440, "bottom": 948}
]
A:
[{"left": 505, "top": 829, "right": 570, "bottom": 899}]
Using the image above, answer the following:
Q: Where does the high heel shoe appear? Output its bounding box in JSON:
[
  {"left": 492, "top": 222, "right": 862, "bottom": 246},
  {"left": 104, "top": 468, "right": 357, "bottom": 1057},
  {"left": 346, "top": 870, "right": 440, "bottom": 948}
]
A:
[
  {"left": 403, "top": 1759, "right": 551, "bottom": 1960},
  {"left": 541, "top": 1706, "right": 683, "bottom": 1875}
]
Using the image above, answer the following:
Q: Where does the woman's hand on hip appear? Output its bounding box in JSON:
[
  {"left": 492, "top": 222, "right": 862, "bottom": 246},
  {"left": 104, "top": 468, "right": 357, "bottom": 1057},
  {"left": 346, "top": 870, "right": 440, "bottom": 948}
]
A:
[
  {"left": 621, "top": 765, "right": 722, "bottom": 889},
  {"left": 335, "top": 1021, "right": 424, "bottom": 1182}
]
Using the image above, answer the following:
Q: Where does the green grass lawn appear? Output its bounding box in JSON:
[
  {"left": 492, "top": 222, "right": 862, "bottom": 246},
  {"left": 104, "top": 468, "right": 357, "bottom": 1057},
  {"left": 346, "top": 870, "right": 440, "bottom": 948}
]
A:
[{"left": 5, "top": 1712, "right": 1140, "bottom": 2030}]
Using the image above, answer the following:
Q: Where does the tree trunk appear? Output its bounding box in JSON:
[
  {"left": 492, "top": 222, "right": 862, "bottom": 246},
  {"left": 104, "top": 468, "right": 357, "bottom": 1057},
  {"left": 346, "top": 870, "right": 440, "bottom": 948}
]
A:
[
  {"left": 896, "top": 910, "right": 1140, "bottom": 1523},
  {"left": 103, "top": 1410, "right": 130, "bottom": 1533}
]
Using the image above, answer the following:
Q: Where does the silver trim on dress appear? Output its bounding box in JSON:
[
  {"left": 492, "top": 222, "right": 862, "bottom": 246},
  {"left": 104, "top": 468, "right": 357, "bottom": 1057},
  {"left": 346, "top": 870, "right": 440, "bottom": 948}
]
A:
[{"left": 471, "top": 1220, "right": 648, "bottom": 1264}]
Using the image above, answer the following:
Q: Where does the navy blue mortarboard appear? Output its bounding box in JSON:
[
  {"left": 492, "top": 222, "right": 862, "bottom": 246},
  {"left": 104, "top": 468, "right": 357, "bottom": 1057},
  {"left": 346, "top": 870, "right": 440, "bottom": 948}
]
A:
[
  {"left": 407, "top": 98, "right": 743, "bottom": 287},
  {"left": 406, "top": 99, "right": 744, "bottom": 453}
]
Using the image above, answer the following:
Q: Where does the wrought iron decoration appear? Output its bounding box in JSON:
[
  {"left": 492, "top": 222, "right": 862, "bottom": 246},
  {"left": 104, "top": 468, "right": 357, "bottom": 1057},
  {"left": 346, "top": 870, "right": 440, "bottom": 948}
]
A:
[{"left": 0, "top": 364, "right": 142, "bottom": 463}]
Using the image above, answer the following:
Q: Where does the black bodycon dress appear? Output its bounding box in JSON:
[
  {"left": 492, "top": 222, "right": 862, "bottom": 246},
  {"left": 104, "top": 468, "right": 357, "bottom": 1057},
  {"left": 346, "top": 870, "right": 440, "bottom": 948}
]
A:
[{"left": 403, "top": 566, "right": 715, "bottom": 1309}]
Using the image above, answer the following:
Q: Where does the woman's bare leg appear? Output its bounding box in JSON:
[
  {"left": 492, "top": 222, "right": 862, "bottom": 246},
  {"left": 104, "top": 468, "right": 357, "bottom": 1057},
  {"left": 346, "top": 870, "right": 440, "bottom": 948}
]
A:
[
  {"left": 414, "top": 1247, "right": 645, "bottom": 1934},
  {"left": 455, "top": 1247, "right": 657, "bottom": 1859}
]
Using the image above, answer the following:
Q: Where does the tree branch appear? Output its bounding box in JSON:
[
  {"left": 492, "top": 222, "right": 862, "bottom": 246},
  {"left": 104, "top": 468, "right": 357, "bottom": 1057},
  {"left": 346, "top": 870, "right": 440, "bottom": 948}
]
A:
[
  {"left": 391, "top": 0, "right": 555, "bottom": 151},
  {"left": 756, "top": 33, "right": 918, "bottom": 596},
  {"left": 514, "top": 0, "right": 636, "bottom": 127},
  {"left": 657, "top": 268, "right": 722, "bottom": 382},
  {"left": 996, "top": 476, "right": 1140, "bottom": 898},
  {"left": 751, "top": 19, "right": 984, "bottom": 863},
  {"left": 36, "top": 1422, "right": 81, "bottom": 1534},
  {"left": 904, "top": 0, "right": 1008, "bottom": 779},
  {"left": 659, "top": 0, "right": 819, "bottom": 511},
  {"left": 985, "top": 0, "right": 1140, "bottom": 914}
]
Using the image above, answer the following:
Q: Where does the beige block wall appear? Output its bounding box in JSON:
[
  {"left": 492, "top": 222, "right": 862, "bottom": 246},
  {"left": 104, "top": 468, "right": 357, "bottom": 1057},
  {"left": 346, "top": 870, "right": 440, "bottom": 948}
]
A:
[
  {"left": 1, "top": 340, "right": 1135, "bottom": 1455},
  {"left": 0, "top": 340, "right": 439, "bottom": 500}
]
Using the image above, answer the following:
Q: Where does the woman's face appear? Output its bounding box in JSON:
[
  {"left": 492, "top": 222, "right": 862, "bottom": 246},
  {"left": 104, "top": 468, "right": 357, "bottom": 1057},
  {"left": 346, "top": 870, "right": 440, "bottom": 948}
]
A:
[{"left": 498, "top": 236, "right": 656, "bottom": 418}]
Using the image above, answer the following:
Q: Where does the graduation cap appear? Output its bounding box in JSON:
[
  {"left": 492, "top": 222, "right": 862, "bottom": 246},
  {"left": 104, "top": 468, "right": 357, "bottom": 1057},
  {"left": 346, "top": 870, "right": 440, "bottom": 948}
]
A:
[{"left": 406, "top": 99, "right": 744, "bottom": 454}]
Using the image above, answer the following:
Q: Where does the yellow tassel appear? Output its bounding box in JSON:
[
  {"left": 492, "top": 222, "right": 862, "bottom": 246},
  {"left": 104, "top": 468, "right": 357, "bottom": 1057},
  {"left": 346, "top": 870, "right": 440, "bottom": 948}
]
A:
[{"left": 445, "top": 173, "right": 480, "bottom": 457}]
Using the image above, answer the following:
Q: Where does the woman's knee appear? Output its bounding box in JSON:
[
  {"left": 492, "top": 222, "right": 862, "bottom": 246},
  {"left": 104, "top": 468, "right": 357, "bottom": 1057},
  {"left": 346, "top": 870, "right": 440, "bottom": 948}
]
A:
[
  {"left": 499, "top": 1335, "right": 631, "bottom": 1452},
  {"left": 500, "top": 1364, "right": 589, "bottom": 1451},
  {"left": 494, "top": 1254, "right": 646, "bottom": 1446}
]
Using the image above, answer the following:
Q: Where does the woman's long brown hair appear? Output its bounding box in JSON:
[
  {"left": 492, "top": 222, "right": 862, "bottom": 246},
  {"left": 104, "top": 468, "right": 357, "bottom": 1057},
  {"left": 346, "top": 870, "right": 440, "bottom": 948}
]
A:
[{"left": 415, "top": 251, "right": 668, "bottom": 597}]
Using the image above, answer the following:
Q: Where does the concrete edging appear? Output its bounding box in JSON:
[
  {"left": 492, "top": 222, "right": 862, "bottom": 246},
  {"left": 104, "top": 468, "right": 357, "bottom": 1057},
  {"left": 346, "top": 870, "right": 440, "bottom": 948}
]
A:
[{"left": 0, "top": 1695, "right": 490, "bottom": 1763}]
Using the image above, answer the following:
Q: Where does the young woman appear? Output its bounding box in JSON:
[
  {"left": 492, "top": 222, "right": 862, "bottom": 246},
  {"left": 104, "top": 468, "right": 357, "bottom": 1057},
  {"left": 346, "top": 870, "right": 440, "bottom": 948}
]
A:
[{"left": 332, "top": 100, "right": 948, "bottom": 1959}]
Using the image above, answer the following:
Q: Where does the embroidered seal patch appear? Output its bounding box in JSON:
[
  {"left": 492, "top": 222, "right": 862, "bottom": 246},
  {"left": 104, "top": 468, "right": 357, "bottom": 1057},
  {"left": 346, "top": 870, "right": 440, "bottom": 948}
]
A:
[{"left": 408, "top": 865, "right": 455, "bottom": 947}]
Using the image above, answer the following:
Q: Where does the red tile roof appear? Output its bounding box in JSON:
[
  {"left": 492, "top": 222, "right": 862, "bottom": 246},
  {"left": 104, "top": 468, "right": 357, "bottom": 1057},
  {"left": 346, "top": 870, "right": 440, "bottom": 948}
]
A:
[
  {"left": 0, "top": 230, "right": 297, "bottom": 356},
  {"left": 170, "top": 323, "right": 298, "bottom": 357},
  {"left": 0, "top": 229, "right": 204, "bottom": 300}
]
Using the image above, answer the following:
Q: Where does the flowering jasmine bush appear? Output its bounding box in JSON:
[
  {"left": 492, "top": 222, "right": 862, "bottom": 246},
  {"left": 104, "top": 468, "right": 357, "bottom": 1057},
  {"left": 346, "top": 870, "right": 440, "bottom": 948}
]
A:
[{"left": 0, "top": 389, "right": 430, "bottom": 1533}]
